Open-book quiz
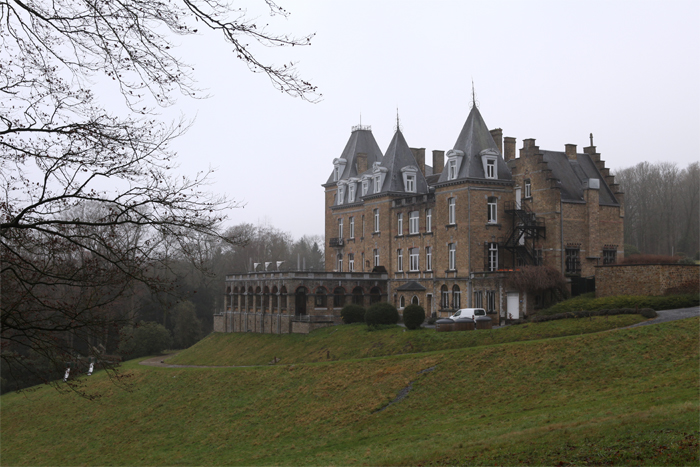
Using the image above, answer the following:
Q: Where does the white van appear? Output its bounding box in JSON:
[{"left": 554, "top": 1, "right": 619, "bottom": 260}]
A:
[{"left": 449, "top": 308, "right": 486, "bottom": 320}]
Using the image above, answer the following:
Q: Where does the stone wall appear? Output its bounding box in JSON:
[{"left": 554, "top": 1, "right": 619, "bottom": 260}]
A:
[{"left": 595, "top": 264, "right": 700, "bottom": 297}]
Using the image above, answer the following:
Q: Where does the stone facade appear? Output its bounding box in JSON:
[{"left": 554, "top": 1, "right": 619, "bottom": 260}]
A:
[
  {"left": 218, "top": 103, "right": 625, "bottom": 334},
  {"left": 595, "top": 264, "right": 700, "bottom": 298}
]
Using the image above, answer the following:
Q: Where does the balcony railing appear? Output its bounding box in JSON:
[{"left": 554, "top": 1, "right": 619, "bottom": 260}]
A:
[{"left": 329, "top": 237, "right": 344, "bottom": 247}]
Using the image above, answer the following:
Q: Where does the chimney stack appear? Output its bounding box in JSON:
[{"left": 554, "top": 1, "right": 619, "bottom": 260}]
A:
[
  {"left": 411, "top": 148, "right": 426, "bottom": 176},
  {"left": 432, "top": 150, "right": 445, "bottom": 175},
  {"left": 504, "top": 137, "right": 516, "bottom": 161},
  {"left": 520, "top": 138, "right": 538, "bottom": 158},
  {"left": 489, "top": 128, "right": 503, "bottom": 155},
  {"left": 565, "top": 144, "right": 577, "bottom": 161},
  {"left": 356, "top": 153, "right": 368, "bottom": 173}
]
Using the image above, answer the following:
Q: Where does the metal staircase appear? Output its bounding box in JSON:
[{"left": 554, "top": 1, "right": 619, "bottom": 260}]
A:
[{"left": 503, "top": 201, "right": 546, "bottom": 266}]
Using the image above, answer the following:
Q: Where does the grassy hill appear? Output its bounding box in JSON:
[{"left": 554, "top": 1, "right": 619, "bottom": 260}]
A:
[
  {"left": 1, "top": 317, "right": 698, "bottom": 466},
  {"left": 168, "top": 314, "right": 647, "bottom": 366}
]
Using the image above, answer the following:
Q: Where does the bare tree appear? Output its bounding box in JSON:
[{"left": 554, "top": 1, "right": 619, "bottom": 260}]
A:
[{"left": 1, "top": 0, "right": 317, "bottom": 393}]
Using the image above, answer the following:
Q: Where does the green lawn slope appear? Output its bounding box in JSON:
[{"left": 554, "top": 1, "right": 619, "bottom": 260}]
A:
[
  {"left": 2, "top": 317, "right": 698, "bottom": 466},
  {"left": 168, "top": 314, "right": 646, "bottom": 366}
]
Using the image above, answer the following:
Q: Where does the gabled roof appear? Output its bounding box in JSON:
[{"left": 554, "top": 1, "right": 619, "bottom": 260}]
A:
[
  {"left": 396, "top": 281, "right": 427, "bottom": 291},
  {"left": 326, "top": 128, "right": 384, "bottom": 185},
  {"left": 372, "top": 129, "right": 429, "bottom": 195},
  {"left": 541, "top": 151, "right": 620, "bottom": 205},
  {"left": 437, "top": 105, "right": 512, "bottom": 183}
]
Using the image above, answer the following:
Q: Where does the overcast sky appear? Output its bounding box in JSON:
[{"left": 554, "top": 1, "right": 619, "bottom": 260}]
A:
[{"left": 158, "top": 0, "right": 699, "bottom": 239}]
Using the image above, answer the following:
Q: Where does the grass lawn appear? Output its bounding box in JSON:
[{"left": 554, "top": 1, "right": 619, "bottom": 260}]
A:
[
  {"left": 2, "top": 316, "right": 698, "bottom": 466},
  {"left": 168, "top": 314, "right": 646, "bottom": 366}
]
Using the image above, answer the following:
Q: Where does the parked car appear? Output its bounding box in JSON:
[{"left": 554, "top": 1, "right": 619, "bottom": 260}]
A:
[{"left": 449, "top": 308, "right": 486, "bottom": 320}]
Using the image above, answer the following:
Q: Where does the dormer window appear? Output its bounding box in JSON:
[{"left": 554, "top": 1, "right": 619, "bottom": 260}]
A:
[
  {"left": 401, "top": 165, "right": 418, "bottom": 193},
  {"left": 348, "top": 183, "right": 356, "bottom": 203},
  {"left": 361, "top": 177, "right": 370, "bottom": 196},
  {"left": 337, "top": 181, "right": 347, "bottom": 205},
  {"left": 372, "top": 162, "right": 388, "bottom": 194},
  {"left": 479, "top": 149, "right": 499, "bottom": 180},
  {"left": 332, "top": 157, "right": 347, "bottom": 182},
  {"left": 445, "top": 149, "right": 464, "bottom": 181}
]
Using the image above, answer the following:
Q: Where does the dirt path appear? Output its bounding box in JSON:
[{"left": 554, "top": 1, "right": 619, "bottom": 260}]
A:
[{"left": 139, "top": 354, "right": 255, "bottom": 369}]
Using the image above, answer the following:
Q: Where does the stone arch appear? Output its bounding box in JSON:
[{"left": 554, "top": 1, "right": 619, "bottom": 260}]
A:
[
  {"left": 263, "top": 285, "right": 270, "bottom": 309},
  {"left": 369, "top": 286, "right": 381, "bottom": 304},
  {"left": 295, "top": 286, "right": 307, "bottom": 316},
  {"left": 440, "top": 284, "right": 449, "bottom": 309},
  {"left": 280, "top": 286, "right": 288, "bottom": 311},
  {"left": 411, "top": 295, "right": 419, "bottom": 306},
  {"left": 314, "top": 286, "right": 328, "bottom": 308},
  {"left": 333, "top": 286, "right": 346, "bottom": 308},
  {"left": 352, "top": 286, "right": 364, "bottom": 306}
]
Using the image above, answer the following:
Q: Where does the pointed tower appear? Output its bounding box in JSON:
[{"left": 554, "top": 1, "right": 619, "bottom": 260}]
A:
[
  {"left": 437, "top": 105, "right": 512, "bottom": 183},
  {"left": 326, "top": 125, "right": 383, "bottom": 185},
  {"left": 372, "top": 128, "right": 429, "bottom": 196}
]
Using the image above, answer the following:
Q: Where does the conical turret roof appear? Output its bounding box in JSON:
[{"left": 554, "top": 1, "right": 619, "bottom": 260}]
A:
[
  {"left": 374, "top": 129, "right": 429, "bottom": 195},
  {"left": 326, "top": 127, "right": 383, "bottom": 184}
]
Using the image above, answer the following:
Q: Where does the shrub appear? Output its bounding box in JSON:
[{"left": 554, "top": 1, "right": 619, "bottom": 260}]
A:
[
  {"left": 118, "top": 321, "right": 172, "bottom": 360},
  {"left": 538, "top": 294, "right": 698, "bottom": 316},
  {"left": 365, "top": 302, "right": 399, "bottom": 327},
  {"left": 402, "top": 304, "right": 426, "bottom": 330},
  {"left": 530, "top": 308, "right": 657, "bottom": 323},
  {"left": 340, "top": 304, "right": 366, "bottom": 324}
]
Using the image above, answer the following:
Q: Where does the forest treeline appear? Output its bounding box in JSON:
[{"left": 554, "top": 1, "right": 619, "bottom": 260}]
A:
[{"left": 615, "top": 161, "right": 699, "bottom": 259}]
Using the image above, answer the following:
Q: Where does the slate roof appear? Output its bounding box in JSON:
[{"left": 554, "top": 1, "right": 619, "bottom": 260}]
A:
[
  {"left": 372, "top": 129, "right": 429, "bottom": 195},
  {"left": 437, "top": 105, "right": 512, "bottom": 183},
  {"left": 395, "top": 281, "right": 427, "bottom": 291},
  {"left": 541, "top": 151, "right": 620, "bottom": 205},
  {"left": 326, "top": 128, "right": 384, "bottom": 185}
]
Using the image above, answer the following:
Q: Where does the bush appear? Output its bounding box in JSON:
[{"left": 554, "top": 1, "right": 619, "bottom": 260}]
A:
[
  {"left": 365, "top": 302, "right": 399, "bottom": 327},
  {"left": 340, "top": 304, "right": 366, "bottom": 324},
  {"left": 402, "top": 304, "right": 426, "bottom": 330},
  {"left": 538, "top": 293, "right": 698, "bottom": 316},
  {"left": 118, "top": 321, "right": 172, "bottom": 360},
  {"left": 529, "top": 308, "right": 657, "bottom": 323}
]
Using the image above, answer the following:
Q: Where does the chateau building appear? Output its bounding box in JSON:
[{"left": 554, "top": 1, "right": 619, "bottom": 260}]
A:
[{"left": 215, "top": 101, "right": 624, "bottom": 334}]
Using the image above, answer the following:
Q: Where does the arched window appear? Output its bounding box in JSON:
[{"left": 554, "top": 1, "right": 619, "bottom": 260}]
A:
[
  {"left": 333, "top": 287, "right": 345, "bottom": 308},
  {"left": 272, "top": 286, "right": 279, "bottom": 311},
  {"left": 412, "top": 295, "right": 419, "bottom": 305},
  {"left": 315, "top": 287, "right": 327, "bottom": 308},
  {"left": 233, "top": 287, "right": 239, "bottom": 309},
  {"left": 280, "top": 286, "right": 288, "bottom": 311},
  {"left": 248, "top": 286, "right": 254, "bottom": 311},
  {"left": 263, "top": 286, "right": 270, "bottom": 309},
  {"left": 452, "top": 285, "right": 461, "bottom": 309},
  {"left": 255, "top": 286, "right": 262, "bottom": 309},
  {"left": 370, "top": 286, "right": 381, "bottom": 305},
  {"left": 352, "top": 287, "right": 364, "bottom": 305},
  {"left": 441, "top": 285, "right": 449, "bottom": 309},
  {"left": 399, "top": 295, "right": 405, "bottom": 308},
  {"left": 225, "top": 286, "right": 231, "bottom": 310}
]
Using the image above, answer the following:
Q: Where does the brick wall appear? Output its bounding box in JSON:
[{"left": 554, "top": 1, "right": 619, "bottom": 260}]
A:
[{"left": 595, "top": 264, "right": 700, "bottom": 297}]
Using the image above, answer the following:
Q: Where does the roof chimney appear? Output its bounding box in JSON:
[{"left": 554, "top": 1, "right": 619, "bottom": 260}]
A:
[
  {"left": 432, "top": 150, "right": 445, "bottom": 175},
  {"left": 356, "top": 153, "right": 368, "bottom": 174},
  {"left": 565, "top": 144, "right": 577, "bottom": 161},
  {"left": 411, "top": 148, "right": 426, "bottom": 176},
  {"left": 504, "top": 137, "right": 516, "bottom": 162},
  {"left": 489, "top": 128, "right": 503, "bottom": 155}
]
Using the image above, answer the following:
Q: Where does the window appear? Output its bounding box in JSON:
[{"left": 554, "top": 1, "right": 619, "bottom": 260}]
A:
[
  {"left": 487, "top": 197, "right": 497, "bottom": 224},
  {"left": 411, "top": 296, "right": 419, "bottom": 305},
  {"left": 448, "top": 160, "right": 458, "bottom": 180},
  {"left": 348, "top": 184, "right": 356, "bottom": 203},
  {"left": 535, "top": 248, "right": 543, "bottom": 266},
  {"left": 488, "top": 243, "right": 498, "bottom": 272},
  {"left": 349, "top": 217, "right": 355, "bottom": 238},
  {"left": 474, "top": 290, "right": 483, "bottom": 308},
  {"left": 315, "top": 287, "right": 327, "bottom": 308},
  {"left": 603, "top": 249, "right": 616, "bottom": 265},
  {"left": 565, "top": 248, "right": 581, "bottom": 275},
  {"left": 399, "top": 295, "right": 405, "bottom": 308},
  {"left": 486, "top": 291, "right": 496, "bottom": 313},
  {"left": 448, "top": 243, "right": 456, "bottom": 270},
  {"left": 409, "top": 248, "right": 419, "bottom": 271},
  {"left": 441, "top": 285, "right": 449, "bottom": 309},
  {"left": 362, "top": 179, "right": 369, "bottom": 196},
  {"left": 426, "top": 208, "right": 432, "bottom": 232},
  {"left": 409, "top": 210, "right": 419, "bottom": 234},
  {"left": 524, "top": 179, "right": 531, "bottom": 198},
  {"left": 336, "top": 253, "right": 343, "bottom": 272},
  {"left": 348, "top": 253, "right": 355, "bottom": 272},
  {"left": 352, "top": 287, "right": 363, "bottom": 305},
  {"left": 425, "top": 246, "right": 432, "bottom": 271},
  {"left": 452, "top": 285, "right": 461, "bottom": 309},
  {"left": 333, "top": 287, "right": 345, "bottom": 308},
  {"left": 334, "top": 166, "right": 340, "bottom": 181},
  {"left": 397, "top": 213, "right": 403, "bottom": 236},
  {"left": 397, "top": 249, "right": 403, "bottom": 271},
  {"left": 337, "top": 185, "right": 345, "bottom": 205},
  {"left": 448, "top": 198, "right": 456, "bottom": 225},
  {"left": 374, "top": 176, "right": 382, "bottom": 193},
  {"left": 373, "top": 209, "right": 379, "bottom": 232},
  {"left": 405, "top": 174, "right": 415, "bottom": 192},
  {"left": 373, "top": 248, "right": 379, "bottom": 267},
  {"left": 338, "top": 218, "right": 343, "bottom": 238},
  {"left": 485, "top": 159, "right": 496, "bottom": 179}
]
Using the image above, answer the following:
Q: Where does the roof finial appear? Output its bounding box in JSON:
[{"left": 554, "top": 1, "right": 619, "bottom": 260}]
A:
[
  {"left": 589, "top": 133, "right": 594, "bottom": 146},
  {"left": 470, "top": 78, "right": 479, "bottom": 109},
  {"left": 395, "top": 107, "right": 402, "bottom": 132}
]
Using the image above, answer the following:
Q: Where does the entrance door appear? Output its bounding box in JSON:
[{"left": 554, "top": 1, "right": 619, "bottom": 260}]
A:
[
  {"left": 295, "top": 287, "right": 307, "bottom": 316},
  {"left": 507, "top": 293, "right": 520, "bottom": 320}
]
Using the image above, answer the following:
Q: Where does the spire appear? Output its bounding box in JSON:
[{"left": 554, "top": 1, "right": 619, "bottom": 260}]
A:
[
  {"left": 471, "top": 78, "right": 479, "bottom": 109},
  {"left": 395, "top": 107, "right": 402, "bottom": 133}
]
